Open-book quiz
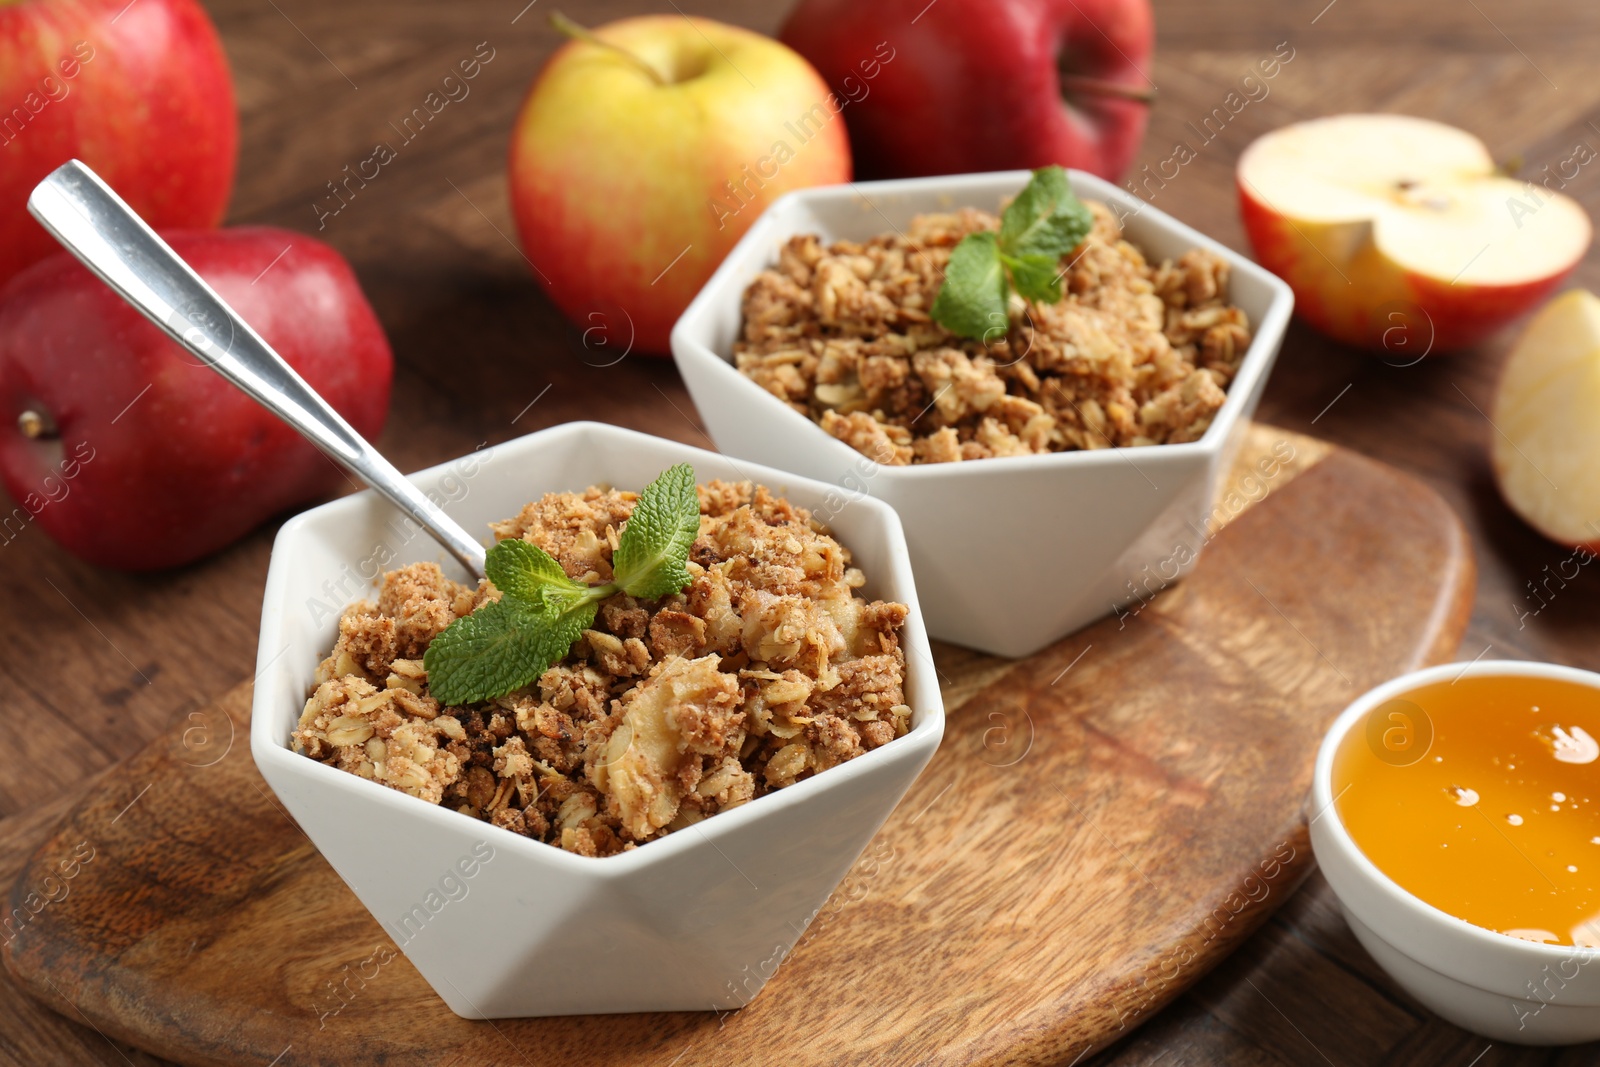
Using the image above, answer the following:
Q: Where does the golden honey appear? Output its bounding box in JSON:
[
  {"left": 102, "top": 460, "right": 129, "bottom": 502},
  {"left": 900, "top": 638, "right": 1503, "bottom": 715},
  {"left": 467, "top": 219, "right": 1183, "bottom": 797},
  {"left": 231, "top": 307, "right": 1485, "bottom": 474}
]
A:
[{"left": 1333, "top": 674, "right": 1600, "bottom": 947}]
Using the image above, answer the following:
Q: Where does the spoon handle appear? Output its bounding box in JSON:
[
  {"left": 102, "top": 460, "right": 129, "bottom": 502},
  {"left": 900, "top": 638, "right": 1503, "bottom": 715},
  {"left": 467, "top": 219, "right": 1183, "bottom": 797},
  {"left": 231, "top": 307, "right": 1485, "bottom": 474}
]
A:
[{"left": 27, "top": 159, "right": 488, "bottom": 580}]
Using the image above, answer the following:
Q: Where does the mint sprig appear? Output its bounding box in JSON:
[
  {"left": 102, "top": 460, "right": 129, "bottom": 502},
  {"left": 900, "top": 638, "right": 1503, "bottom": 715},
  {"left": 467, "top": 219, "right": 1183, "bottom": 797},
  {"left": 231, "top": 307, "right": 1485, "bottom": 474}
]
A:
[
  {"left": 929, "top": 166, "right": 1094, "bottom": 342},
  {"left": 422, "top": 463, "right": 701, "bottom": 706}
]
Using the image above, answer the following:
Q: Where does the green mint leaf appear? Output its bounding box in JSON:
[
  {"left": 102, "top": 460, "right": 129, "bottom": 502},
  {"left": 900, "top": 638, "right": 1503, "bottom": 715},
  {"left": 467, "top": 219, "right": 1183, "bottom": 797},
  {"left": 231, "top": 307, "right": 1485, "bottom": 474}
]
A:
[
  {"left": 612, "top": 462, "right": 701, "bottom": 600},
  {"left": 930, "top": 231, "right": 1009, "bottom": 342},
  {"left": 485, "top": 538, "right": 585, "bottom": 604},
  {"left": 423, "top": 596, "right": 599, "bottom": 706},
  {"left": 1003, "top": 252, "right": 1063, "bottom": 305},
  {"left": 998, "top": 165, "right": 1094, "bottom": 261}
]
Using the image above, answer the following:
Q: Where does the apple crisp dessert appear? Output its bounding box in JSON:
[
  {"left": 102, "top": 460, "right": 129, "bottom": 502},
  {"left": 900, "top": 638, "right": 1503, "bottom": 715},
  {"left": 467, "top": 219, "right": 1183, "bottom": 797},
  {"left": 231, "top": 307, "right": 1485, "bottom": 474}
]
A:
[
  {"left": 292, "top": 481, "right": 911, "bottom": 857},
  {"left": 734, "top": 201, "right": 1253, "bottom": 464}
]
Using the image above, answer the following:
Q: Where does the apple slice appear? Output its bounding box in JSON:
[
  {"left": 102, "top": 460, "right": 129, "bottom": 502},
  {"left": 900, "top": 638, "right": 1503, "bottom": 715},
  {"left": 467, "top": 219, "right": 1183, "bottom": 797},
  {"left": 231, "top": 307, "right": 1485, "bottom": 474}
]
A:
[
  {"left": 1491, "top": 290, "right": 1600, "bottom": 548},
  {"left": 1238, "top": 114, "right": 1591, "bottom": 353}
]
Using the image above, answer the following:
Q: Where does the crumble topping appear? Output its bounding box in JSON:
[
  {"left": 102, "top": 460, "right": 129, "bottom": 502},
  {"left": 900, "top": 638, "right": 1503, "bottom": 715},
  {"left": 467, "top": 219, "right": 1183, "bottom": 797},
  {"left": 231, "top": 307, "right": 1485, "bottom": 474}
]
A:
[
  {"left": 734, "top": 201, "right": 1253, "bottom": 464},
  {"left": 293, "top": 481, "right": 911, "bottom": 857}
]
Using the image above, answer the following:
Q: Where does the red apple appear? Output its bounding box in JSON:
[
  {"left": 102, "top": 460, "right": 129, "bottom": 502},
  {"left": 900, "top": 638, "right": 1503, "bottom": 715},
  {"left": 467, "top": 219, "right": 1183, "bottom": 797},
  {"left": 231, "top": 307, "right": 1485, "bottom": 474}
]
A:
[
  {"left": 779, "top": 0, "right": 1153, "bottom": 181},
  {"left": 0, "top": 0, "right": 237, "bottom": 288},
  {"left": 1238, "top": 114, "right": 1591, "bottom": 354},
  {"left": 1491, "top": 290, "right": 1600, "bottom": 550},
  {"left": 0, "top": 228, "right": 392, "bottom": 570},
  {"left": 508, "top": 15, "right": 851, "bottom": 357}
]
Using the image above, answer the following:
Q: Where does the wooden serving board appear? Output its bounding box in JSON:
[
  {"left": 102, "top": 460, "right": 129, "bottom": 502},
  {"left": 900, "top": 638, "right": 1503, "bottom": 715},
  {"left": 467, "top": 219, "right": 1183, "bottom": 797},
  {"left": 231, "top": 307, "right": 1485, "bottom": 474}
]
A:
[{"left": 1, "top": 426, "right": 1474, "bottom": 1067}]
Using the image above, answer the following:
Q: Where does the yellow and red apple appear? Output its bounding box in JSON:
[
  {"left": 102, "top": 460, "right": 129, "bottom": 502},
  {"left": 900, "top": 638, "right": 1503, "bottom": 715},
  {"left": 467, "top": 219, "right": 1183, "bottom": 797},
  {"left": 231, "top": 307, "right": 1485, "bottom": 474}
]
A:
[
  {"left": 1491, "top": 290, "right": 1600, "bottom": 550},
  {"left": 508, "top": 16, "right": 850, "bottom": 356},
  {"left": 1237, "top": 114, "right": 1590, "bottom": 353}
]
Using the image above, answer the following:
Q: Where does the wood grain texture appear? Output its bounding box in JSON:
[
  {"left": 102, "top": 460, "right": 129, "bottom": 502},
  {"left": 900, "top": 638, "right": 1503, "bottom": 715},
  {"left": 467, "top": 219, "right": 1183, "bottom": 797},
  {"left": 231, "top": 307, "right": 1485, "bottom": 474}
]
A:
[
  {"left": 1, "top": 436, "right": 1475, "bottom": 1067},
  {"left": 0, "top": 0, "right": 1598, "bottom": 1063}
]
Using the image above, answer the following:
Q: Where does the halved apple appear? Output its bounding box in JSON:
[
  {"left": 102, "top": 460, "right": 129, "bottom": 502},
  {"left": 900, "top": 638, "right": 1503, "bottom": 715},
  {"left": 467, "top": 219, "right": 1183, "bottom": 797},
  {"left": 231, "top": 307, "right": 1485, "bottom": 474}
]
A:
[
  {"left": 1238, "top": 114, "right": 1591, "bottom": 353},
  {"left": 1491, "top": 290, "right": 1600, "bottom": 549}
]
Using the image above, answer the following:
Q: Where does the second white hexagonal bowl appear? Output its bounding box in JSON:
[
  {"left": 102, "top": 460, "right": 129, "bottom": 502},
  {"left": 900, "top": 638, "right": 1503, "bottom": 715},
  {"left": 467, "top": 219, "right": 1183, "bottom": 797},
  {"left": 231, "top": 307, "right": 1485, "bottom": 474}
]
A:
[
  {"left": 671, "top": 169, "right": 1294, "bottom": 658},
  {"left": 250, "top": 421, "right": 942, "bottom": 1017}
]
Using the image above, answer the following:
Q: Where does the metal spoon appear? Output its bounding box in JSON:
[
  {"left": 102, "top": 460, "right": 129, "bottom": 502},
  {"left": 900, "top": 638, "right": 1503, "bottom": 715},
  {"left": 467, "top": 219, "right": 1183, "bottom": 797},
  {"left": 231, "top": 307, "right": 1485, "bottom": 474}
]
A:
[{"left": 26, "top": 159, "right": 487, "bottom": 579}]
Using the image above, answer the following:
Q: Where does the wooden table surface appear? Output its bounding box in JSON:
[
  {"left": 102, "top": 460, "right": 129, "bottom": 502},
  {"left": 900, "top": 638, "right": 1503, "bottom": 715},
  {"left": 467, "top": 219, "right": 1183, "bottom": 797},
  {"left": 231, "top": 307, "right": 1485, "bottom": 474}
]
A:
[{"left": 1, "top": 0, "right": 1597, "bottom": 1064}]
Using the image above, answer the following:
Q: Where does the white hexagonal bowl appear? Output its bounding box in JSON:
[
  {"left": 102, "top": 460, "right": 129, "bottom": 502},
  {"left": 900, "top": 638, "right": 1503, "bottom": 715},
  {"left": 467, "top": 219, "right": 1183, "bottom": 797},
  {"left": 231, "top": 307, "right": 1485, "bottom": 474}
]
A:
[
  {"left": 250, "top": 421, "right": 943, "bottom": 1018},
  {"left": 671, "top": 169, "right": 1294, "bottom": 658}
]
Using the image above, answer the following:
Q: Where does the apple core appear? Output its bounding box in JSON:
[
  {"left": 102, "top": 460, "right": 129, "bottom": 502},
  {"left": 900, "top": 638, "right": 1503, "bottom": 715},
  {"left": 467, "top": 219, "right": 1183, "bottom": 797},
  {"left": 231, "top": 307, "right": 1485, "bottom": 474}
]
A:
[
  {"left": 656, "top": 45, "right": 711, "bottom": 84},
  {"left": 16, "top": 410, "right": 53, "bottom": 440}
]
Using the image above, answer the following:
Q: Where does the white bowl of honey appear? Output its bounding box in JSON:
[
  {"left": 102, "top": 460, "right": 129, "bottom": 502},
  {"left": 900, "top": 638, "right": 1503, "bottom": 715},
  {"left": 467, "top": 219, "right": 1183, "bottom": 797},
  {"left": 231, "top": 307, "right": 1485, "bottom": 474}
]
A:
[{"left": 1311, "top": 659, "right": 1600, "bottom": 1045}]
